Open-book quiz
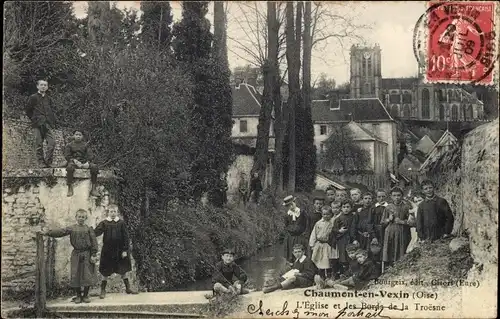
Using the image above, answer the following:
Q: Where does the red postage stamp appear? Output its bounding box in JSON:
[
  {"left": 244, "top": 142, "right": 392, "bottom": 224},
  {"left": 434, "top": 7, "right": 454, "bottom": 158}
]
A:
[{"left": 415, "top": 1, "right": 497, "bottom": 85}]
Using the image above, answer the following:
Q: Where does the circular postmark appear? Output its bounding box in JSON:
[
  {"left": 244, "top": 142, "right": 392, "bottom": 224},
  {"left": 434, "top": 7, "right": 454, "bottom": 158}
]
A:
[{"left": 413, "top": 1, "right": 498, "bottom": 84}]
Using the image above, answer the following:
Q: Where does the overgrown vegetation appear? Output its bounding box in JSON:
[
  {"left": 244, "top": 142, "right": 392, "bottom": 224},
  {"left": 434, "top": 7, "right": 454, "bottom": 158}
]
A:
[
  {"left": 3, "top": 1, "right": 282, "bottom": 293},
  {"left": 319, "top": 124, "right": 371, "bottom": 173}
]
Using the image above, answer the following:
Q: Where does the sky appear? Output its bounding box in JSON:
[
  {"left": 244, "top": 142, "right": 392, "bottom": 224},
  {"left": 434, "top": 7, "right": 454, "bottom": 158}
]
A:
[{"left": 72, "top": 1, "right": 426, "bottom": 85}]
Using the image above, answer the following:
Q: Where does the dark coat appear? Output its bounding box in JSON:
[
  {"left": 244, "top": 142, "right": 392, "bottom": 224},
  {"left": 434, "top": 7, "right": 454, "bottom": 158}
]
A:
[
  {"left": 26, "top": 92, "right": 57, "bottom": 128},
  {"left": 331, "top": 213, "right": 356, "bottom": 263},
  {"left": 64, "top": 140, "right": 95, "bottom": 163},
  {"left": 212, "top": 261, "right": 248, "bottom": 288},
  {"left": 354, "top": 206, "right": 375, "bottom": 250},
  {"left": 291, "top": 255, "right": 317, "bottom": 282},
  {"left": 416, "top": 196, "right": 454, "bottom": 241},
  {"left": 47, "top": 224, "right": 98, "bottom": 287},
  {"left": 95, "top": 219, "right": 132, "bottom": 276},
  {"left": 283, "top": 209, "right": 309, "bottom": 263}
]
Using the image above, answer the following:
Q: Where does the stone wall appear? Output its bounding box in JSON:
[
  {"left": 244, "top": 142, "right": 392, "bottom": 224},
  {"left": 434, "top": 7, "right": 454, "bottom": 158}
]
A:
[
  {"left": 426, "top": 119, "right": 498, "bottom": 294},
  {"left": 2, "top": 119, "right": 70, "bottom": 169},
  {"left": 460, "top": 119, "right": 498, "bottom": 266},
  {"left": 1, "top": 169, "right": 138, "bottom": 297}
]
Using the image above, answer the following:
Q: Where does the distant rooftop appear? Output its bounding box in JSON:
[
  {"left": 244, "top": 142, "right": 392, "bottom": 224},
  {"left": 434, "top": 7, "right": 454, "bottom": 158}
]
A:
[{"left": 312, "top": 98, "right": 393, "bottom": 122}]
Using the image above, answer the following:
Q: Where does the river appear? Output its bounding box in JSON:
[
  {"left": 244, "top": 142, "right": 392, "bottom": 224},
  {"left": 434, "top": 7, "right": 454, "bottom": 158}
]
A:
[{"left": 172, "top": 243, "right": 287, "bottom": 292}]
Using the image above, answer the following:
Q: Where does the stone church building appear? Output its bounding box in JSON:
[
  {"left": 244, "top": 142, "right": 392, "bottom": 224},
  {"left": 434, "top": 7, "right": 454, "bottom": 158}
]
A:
[{"left": 347, "top": 44, "right": 484, "bottom": 121}]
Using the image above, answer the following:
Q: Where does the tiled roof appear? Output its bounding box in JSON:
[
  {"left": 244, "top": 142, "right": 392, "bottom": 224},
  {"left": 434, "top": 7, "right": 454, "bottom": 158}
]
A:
[
  {"left": 342, "top": 121, "right": 387, "bottom": 144},
  {"left": 232, "top": 83, "right": 261, "bottom": 117},
  {"left": 312, "top": 98, "right": 393, "bottom": 122},
  {"left": 381, "top": 77, "right": 419, "bottom": 89}
]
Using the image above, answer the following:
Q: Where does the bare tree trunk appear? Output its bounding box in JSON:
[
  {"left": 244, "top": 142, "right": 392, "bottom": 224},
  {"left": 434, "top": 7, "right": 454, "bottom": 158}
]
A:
[
  {"left": 269, "top": 2, "right": 284, "bottom": 195},
  {"left": 252, "top": 60, "right": 273, "bottom": 178},
  {"left": 303, "top": 2, "right": 312, "bottom": 112},
  {"left": 285, "top": 2, "right": 301, "bottom": 193}
]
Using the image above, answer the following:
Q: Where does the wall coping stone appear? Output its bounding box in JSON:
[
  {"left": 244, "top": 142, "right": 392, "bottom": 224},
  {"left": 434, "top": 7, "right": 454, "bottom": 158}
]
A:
[{"left": 2, "top": 168, "right": 117, "bottom": 179}]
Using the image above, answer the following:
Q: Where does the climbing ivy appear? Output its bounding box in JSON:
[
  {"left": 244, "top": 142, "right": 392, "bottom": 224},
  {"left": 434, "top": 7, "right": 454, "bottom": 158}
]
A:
[{"left": 2, "top": 175, "right": 57, "bottom": 193}]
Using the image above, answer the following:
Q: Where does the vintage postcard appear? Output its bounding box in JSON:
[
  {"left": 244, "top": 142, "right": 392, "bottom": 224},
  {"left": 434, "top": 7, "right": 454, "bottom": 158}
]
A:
[{"left": 2, "top": 1, "right": 498, "bottom": 319}]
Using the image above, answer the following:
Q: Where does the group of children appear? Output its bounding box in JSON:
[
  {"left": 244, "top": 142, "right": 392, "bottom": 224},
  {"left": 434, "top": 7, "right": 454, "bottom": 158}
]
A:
[
  {"left": 260, "top": 180, "right": 455, "bottom": 293},
  {"left": 41, "top": 205, "right": 137, "bottom": 303},
  {"left": 25, "top": 79, "right": 100, "bottom": 197}
]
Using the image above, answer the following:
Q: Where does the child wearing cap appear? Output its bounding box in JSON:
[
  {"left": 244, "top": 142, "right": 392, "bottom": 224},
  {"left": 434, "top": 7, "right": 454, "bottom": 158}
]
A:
[
  {"left": 263, "top": 244, "right": 317, "bottom": 293},
  {"left": 212, "top": 248, "right": 248, "bottom": 296},
  {"left": 282, "top": 195, "right": 308, "bottom": 264}
]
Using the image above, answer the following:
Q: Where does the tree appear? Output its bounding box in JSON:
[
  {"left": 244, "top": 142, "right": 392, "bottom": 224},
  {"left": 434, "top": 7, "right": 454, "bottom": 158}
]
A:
[
  {"left": 207, "top": 1, "right": 234, "bottom": 207},
  {"left": 140, "top": 2, "right": 173, "bottom": 50},
  {"left": 295, "top": 1, "right": 316, "bottom": 192},
  {"left": 3, "top": 1, "right": 80, "bottom": 117},
  {"left": 319, "top": 125, "right": 370, "bottom": 174},
  {"left": 87, "top": 2, "right": 111, "bottom": 46},
  {"left": 284, "top": 2, "right": 302, "bottom": 193},
  {"left": 173, "top": 2, "right": 233, "bottom": 206},
  {"left": 312, "top": 73, "right": 337, "bottom": 99},
  {"left": 172, "top": 2, "right": 212, "bottom": 63},
  {"left": 213, "top": 1, "right": 228, "bottom": 64},
  {"left": 268, "top": 2, "right": 285, "bottom": 195}
]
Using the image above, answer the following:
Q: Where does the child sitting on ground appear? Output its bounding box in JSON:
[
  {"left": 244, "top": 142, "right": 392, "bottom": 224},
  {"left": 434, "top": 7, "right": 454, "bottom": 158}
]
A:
[
  {"left": 310, "top": 206, "right": 336, "bottom": 289},
  {"left": 263, "top": 244, "right": 317, "bottom": 293},
  {"left": 64, "top": 130, "right": 99, "bottom": 197},
  {"left": 337, "top": 249, "right": 379, "bottom": 289},
  {"left": 41, "top": 209, "right": 98, "bottom": 303},
  {"left": 94, "top": 204, "right": 137, "bottom": 298},
  {"left": 212, "top": 248, "right": 248, "bottom": 296}
]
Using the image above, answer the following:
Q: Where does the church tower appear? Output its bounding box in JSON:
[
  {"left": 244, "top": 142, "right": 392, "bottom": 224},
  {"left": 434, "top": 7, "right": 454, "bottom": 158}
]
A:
[{"left": 349, "top": 44, "right": 382, "bottom": 99}]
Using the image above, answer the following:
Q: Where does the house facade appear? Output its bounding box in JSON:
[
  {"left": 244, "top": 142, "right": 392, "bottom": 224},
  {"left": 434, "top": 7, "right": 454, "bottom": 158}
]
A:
[
  {"left": 312, "top": 98, "right": 397, "bottom": 173},
  {"left": 419, "top": 130, "right": 458, "bottom": 173},
  {"left": 229, "top": 82, "right": 274, "bottom": 199}
]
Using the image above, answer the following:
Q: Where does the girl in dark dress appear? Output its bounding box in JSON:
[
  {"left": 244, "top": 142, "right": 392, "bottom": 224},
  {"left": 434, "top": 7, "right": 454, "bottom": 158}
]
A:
[
  {"left": 331, "top": 201, "right": 357, "bottom": 275},
  {"left": 95, "top": 204, "right": 137, "bottom": 298},
  {"left": 381, "top": 187, "right": 414, "bottom": 270},
  {"left": 282, "top": 196, "right": 309, "bottom": 264},
  {"left": 42, "top": 209, "right": 98, "bottom": 304}
]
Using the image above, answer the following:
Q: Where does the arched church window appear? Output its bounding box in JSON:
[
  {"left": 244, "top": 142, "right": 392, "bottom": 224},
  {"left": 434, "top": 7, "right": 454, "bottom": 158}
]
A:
[
  {"left": 422, "top": 89, "right": 430, "bottom": 118},
  {"left": 466, "top": 104, "right": 473, "bottom": 120},
  {"left": 403, "top": 104, "right": 410, "bottom": 118},
  {"left": 439, "top": 104, "right": 445, "bottom": 120},
  {"left": 451, "top": 104, "right": 458, "bottom": 121},
  {"left": 390, "top": 105, "right": 400, "bottom": 118}
]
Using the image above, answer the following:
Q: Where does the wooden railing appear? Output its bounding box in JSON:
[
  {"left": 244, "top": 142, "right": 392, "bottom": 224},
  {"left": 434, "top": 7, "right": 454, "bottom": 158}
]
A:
[{"left": 35, "top": 232, "right": 47, "bottom": 317}]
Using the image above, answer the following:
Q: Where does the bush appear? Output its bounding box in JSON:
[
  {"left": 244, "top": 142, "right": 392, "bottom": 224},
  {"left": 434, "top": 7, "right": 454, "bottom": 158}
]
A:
[{"left": 133, "top": 196, "right": 285, "bottom": 291}]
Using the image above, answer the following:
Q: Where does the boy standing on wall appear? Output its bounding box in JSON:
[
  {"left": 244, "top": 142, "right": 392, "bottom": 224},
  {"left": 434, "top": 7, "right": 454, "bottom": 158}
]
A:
[{"left": 25, "top": 79, "right": 57, "bottom": 168}]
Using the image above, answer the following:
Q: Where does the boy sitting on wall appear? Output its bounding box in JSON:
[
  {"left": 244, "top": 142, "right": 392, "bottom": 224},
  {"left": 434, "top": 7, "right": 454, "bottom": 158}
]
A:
[{"left": 64, "top": 130, "right": 99, "bottom": 197}]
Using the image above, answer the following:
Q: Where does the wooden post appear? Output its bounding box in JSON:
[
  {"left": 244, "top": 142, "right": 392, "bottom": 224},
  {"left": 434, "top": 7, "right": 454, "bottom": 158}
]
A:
[{"left": 35, "top": 232, "right": 46, "bottom": 317}]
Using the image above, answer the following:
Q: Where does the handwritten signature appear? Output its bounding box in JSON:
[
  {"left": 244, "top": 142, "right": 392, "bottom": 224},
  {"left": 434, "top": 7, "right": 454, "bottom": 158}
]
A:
[{"left": 247, "top": 300, "right": 391, "bottom": 319}]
